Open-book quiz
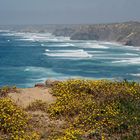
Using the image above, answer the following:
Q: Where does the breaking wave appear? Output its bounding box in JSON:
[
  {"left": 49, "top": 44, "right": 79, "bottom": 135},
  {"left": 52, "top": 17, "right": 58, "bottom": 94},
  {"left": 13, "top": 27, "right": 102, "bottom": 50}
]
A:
[
  {"left": 46, "top": 43, "right": 75, "bottom": 47},
  {"left": 44, "top": 49, "right": 92, "bottom": 58},
  {"left": 84, "top": 43, "right": 109, "bottom": 49},
  {"left": 130, "top": 73, "right": 140, "bottom": 77},
  {"left": 112, "top": 57, "right": 140, "bottom": 65}
]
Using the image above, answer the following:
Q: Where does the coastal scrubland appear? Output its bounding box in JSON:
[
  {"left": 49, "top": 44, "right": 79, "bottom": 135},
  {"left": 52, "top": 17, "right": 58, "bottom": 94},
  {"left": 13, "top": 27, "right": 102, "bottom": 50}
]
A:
[{"left": 0, "top": 79, "right": 140, "bottom": 140}]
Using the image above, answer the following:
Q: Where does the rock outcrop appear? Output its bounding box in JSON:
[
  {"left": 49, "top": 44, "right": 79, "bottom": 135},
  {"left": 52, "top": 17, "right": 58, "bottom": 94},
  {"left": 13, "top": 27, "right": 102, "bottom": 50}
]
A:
[
  {"left": 34, "top": 83, "right": 45, "bottom": 88},
  {"left": 45, "top": 79, "right": 60, "bottom": 88}
]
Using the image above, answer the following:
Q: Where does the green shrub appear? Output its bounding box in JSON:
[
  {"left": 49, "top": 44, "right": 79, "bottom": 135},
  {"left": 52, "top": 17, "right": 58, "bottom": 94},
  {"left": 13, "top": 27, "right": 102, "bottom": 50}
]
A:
[
  {"left": 0, "top": 86, "right": 17, "bottom": 97},
  {"left": 26, "top": 100, "right": 48, "bottom": 112}
]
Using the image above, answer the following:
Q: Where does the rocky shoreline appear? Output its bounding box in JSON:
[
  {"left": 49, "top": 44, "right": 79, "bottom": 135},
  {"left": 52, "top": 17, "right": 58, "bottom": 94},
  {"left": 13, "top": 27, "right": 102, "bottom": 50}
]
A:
[{"left": 53, "top": 21, "right": 140, "bottom": 47}]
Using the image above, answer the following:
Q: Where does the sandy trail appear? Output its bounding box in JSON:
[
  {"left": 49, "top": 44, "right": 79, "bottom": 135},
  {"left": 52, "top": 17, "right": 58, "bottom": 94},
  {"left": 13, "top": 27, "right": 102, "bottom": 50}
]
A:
[{"left": 9, "top": 87, "right": 56, "bottom": 108}]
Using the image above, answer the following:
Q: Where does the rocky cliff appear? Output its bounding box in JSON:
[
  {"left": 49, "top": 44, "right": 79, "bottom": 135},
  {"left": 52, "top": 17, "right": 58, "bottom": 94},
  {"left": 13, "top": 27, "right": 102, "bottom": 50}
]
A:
[{"left": 53, "top": 22, "right": 140, "bottom": 46}]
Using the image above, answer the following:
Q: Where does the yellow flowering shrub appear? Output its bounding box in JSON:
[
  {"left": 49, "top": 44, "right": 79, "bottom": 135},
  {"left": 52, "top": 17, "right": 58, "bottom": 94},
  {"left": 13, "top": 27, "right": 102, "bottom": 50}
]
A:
[
  {"left": 57, "top": 129, "right": 83, "bottom": 140},
  {"left": 0, "top": 98, "right": 40, "bottom": 140},
  {"left": 48, "top": 79, "right": 140, "bottom": 139}
]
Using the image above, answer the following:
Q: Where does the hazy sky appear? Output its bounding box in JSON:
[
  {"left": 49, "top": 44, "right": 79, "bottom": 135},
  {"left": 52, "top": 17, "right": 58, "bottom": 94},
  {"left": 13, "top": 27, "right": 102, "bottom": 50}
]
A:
[{"left": 0, "top": 0, "right": 140, "bottom": 25}]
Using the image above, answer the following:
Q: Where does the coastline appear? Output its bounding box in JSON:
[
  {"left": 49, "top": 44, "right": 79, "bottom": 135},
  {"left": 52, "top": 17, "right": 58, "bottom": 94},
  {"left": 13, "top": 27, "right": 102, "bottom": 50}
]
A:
[
  {"left": 52, "top": 21, "right": 140, "bottom": 47},
  {"left": 0, "top": 27, "right": 140, "bottom": 88}
]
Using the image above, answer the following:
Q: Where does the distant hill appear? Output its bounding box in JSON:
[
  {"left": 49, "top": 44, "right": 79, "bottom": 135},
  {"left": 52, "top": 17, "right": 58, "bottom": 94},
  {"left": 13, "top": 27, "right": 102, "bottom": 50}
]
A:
[
  {"left": 1, "top": 22, "right": 140, "bottom": 46},
  {"left": 53, "top": 21, "right": 140, "bottom": 46}
]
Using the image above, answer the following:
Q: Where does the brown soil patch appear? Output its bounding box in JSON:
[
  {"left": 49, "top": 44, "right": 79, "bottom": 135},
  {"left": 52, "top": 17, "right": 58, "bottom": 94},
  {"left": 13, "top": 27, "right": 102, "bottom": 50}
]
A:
[{"left": 9, "top": 87, "right": 56, "bottom": 108}]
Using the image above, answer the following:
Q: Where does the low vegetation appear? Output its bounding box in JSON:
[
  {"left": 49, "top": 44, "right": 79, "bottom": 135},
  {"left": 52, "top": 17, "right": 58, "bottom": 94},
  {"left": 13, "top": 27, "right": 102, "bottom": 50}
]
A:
[
  {"left": 48, "top": 79, "right": 140, "bottom": 139},
  {"left": 0, "top": 86, "right": 17, "bottom": 97},
  {"left": 26, "top": 100, "right": 48, "bottom": 112},
  {"left": 0, "top": 79, "right": 140, "bottom": 140},
  {"left": 0, "top": 98, "right": 40, "bottom": 140}
]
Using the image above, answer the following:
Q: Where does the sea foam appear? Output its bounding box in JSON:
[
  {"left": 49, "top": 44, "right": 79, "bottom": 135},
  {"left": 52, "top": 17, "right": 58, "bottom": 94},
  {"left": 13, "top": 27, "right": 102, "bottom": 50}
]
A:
[
  {"left": 44, "top": 49, "right": 92, "bottom": 58},
  {"left": 85, "top": 43, "right": 109, "bottom": 49},
  {"left": 112, "top": 57, "right": 140, "bottom": 65},
  {"left": 130, "top": 73, "right": 140, "bottom": 77}
]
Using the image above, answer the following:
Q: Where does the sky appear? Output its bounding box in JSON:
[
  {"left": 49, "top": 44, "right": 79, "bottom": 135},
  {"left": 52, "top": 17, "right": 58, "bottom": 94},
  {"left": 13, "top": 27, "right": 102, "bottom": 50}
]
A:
[{"left": 0, "top": 0, "right": 140, "bottom": 25}]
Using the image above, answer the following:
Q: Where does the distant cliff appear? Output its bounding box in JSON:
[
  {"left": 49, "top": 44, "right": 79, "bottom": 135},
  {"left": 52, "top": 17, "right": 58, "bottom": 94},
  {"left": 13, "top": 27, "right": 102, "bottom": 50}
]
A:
[{"left": 53, "top": 22, "right": 140, "bottom": 46}]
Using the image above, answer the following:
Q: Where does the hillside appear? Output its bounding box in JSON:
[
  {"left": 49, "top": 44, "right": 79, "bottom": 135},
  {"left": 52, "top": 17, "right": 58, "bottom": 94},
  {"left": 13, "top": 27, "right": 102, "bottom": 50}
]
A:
[
  {"left": 53, "top": 21, "right": 140, "bottom": 46},
  {"left": 1, "top": 22, "right": 140, "bottom": 46}
]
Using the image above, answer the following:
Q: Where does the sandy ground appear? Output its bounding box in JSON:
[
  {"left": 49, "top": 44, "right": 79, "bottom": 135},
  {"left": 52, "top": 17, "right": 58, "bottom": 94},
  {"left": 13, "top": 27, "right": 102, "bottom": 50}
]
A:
[
  {"left": 9, "top": 87, "right": 56, "bottom": 108},
  {"left": 8, "top": 87, "right": 64, "bottom": 140}
]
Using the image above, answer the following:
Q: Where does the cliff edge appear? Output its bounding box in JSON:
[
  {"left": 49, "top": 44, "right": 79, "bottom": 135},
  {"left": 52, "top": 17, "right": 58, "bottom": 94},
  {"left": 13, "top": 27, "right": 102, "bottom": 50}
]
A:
[{"left": 53, "top": 21, "right": 140, "bottom": 46}]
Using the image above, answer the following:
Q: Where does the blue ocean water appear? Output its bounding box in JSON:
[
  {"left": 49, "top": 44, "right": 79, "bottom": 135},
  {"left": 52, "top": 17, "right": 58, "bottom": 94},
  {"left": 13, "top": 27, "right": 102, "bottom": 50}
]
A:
[{"left": 0, "top": 31, "right": 140, "bottom": 87}]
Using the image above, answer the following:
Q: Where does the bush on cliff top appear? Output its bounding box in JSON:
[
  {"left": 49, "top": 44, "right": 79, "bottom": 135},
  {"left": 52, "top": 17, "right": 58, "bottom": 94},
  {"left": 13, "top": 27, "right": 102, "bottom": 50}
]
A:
[
  {"left": 48, "top": 79, "right": 140, "bottom": 140},
  {"left": 0, "top": 86, "right": 17, "bottom": 97},
  {"left": 26, "top": 99, "right": 48, "bottom": 112},
  {"left": 0, "top": 98, "right": 40, "bottom": 140}
]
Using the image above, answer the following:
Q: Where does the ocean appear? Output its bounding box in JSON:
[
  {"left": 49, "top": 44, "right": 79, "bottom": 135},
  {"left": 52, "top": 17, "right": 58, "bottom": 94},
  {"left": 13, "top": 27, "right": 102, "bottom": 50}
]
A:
[{"left": 0, "top": 30, "right": 140, "bottom": 87}]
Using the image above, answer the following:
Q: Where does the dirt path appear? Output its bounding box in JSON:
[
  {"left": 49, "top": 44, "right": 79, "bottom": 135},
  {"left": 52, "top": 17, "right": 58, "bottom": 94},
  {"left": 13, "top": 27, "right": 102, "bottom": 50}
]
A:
[{"left": 9, "top": 87, "right": 56, "bottom": 108}]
